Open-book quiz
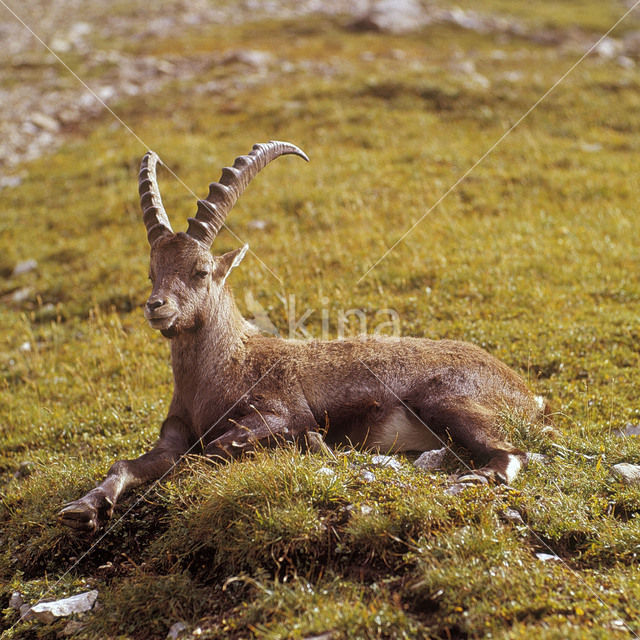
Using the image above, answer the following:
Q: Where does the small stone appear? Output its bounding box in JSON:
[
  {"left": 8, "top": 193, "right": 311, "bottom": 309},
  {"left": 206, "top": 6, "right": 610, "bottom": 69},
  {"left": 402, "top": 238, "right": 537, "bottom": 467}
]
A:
[
  {"left": 350, "top": 0, "right": 429, "bottom": 34},
  {"left": 0, "top": 175, "right": 22, "bottom": 189},
  {"left": 30, "top": 113, "right": 60, "bottom": 133},
  {"left": 615, "top": 423, "right": 640, "bottom": 437},
  {"left": 612, "top": 463, "right": 640, "bottom": 485},
  {"left": 317, "top": 467, "right": 336, "bottom": 479},
  {"left": 501, "top": 508, "right": 524, "bottom": 525},
  {"left": 359, "top": 470, "right": 376, "bottom": 482},
  {"left": 12, "top": 259, "right": 38, "bottom": 276},
  {"left": 445, "top": 482, "right": 467, "bottom": 496},
  {"left": 370, "top": 454, "right": 403, "bottom": 470},
  {"left": 9, "top": 591, "right": 24, "bottom": 610},
  {"left": 19, "top": 603, "right": 34, "bottom": 621},
  {"left": 30, "top": 590, "right": 98, "bottom": 624},
  {"left": 19, "top": 341, "right": 32, "bottom": 352},
  {"left": 167, "top": 621, "right": 188, "bottom": 639},
  {"left": 414, "top": 448, "right": 446, "bottom": 471},
  {"left": 580, "top": 142, "right": 602, "bottom": 153},
  {"left": 618, "top": 55, "right": 635, "bottom": 69},
  {"left": 8, "top": 288, "right": 33, "bottom": 304},
  {"left": 247, "top": 219, "right": 268, "bottom": 230},
  {"left": 536, "top": 552, "right": 561, "bottom": 562},
  {"left": 222, "top": 49, "right": 273, "bottom": 68}
]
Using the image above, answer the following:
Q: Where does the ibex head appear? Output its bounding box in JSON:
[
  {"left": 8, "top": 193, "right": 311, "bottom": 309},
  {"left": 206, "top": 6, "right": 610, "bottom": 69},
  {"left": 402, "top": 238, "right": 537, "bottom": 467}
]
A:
[{"left": 138, "top": 141, "right": 308, "bottom": 337}]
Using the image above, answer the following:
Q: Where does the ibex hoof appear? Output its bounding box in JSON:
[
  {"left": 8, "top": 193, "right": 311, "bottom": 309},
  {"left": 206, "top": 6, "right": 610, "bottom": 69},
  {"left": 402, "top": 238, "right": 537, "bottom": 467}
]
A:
[{"left": 58, "top": 490, "right": 114, "bottom": 535}]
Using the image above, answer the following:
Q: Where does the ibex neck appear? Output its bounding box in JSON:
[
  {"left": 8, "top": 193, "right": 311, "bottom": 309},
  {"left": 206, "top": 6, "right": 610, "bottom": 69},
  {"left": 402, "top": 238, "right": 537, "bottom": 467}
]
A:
[{"left": 169, "top": 287, "right": 255, "bottom": 405}]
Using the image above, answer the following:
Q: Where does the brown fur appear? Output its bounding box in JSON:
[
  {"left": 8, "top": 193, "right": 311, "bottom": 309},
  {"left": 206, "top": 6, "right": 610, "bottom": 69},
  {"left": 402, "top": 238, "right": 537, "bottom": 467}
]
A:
[{"left": 59, "top": 144, "right": 546, "bottom": 534}]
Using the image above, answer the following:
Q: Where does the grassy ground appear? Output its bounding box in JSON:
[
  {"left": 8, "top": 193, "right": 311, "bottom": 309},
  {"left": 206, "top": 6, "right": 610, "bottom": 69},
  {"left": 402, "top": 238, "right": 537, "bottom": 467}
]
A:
[{"left": 2, "top": 1, "right": 640, "bottom": 638}]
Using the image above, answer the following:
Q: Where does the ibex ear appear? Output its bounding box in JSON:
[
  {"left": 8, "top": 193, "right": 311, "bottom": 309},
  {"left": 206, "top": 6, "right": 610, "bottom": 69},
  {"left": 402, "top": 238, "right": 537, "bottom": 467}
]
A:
[{"left": 217, "top": 244, "right": 249, "bottom": 285}]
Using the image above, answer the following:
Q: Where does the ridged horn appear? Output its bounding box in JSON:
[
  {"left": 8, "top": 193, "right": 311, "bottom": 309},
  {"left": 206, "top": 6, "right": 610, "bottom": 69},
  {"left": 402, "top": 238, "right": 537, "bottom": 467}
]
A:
[
  {"left": 186, "top": 140, "right": 309, "bottom": 248},
  {"left": 139, "top": 151, "right": 174, "bottom": 246}
]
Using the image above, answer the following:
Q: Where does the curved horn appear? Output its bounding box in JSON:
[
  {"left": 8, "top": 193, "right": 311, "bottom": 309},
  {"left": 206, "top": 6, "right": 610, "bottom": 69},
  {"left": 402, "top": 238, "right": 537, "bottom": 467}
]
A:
[
  {"left": 186, "top": 140, "right": 309, "bottom": 248},
  {"left": 139, "top": 151, "right": 174, "bottom": 246}
]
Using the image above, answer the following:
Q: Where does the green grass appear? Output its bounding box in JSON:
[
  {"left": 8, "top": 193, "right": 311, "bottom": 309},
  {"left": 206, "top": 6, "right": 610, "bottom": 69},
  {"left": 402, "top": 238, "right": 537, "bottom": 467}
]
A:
[{"left": 3, "top": 2, "right": 640, "bottom": 637}]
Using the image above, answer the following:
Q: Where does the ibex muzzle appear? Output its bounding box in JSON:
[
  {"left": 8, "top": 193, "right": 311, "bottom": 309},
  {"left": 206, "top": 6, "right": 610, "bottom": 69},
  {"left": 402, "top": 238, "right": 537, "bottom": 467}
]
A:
[{"left": 59, "top": 141, "right": 550, "bottom": 534}]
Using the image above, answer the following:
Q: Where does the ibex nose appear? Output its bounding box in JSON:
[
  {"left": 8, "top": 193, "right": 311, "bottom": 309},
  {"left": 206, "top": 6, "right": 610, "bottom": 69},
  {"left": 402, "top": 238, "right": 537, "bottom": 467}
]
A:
[{"left": 146, "top": 298, "right": 165, "bottom": 311}]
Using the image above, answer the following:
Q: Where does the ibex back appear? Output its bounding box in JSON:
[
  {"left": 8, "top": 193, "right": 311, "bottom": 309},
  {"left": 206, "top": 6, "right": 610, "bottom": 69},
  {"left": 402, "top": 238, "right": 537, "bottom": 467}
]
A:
[{"left": 59, "top": 141, "right": 549, "bottom": 534}]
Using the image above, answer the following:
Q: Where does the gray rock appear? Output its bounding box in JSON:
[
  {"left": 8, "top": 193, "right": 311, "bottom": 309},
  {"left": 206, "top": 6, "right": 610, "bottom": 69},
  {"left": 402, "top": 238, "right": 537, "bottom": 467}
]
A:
[
  {"left": 370, "top": 454, "right": 403, "bottom": 470},
  {"left": 501, "top": 508, "right": 524, "bottom": 525},
  {"left": 30, "top": 590, "right": 98, "bottom": 624},
  {"left": 19, "top": 603, "right": 34, "bottom": 621},
  {"left": 536, "top": 552, "right": 561, "bottom": 562},
  {"left": 317, "top": 466, "right": 336, "bottom": 479},
  {"left": 167, "top": 621, "right": 188, "bottom": 639},
  {"left": 414, "top": 448, "right": 446, "bottom": 471},
  {"left": 359, "top": 470, "right": 376, "bottom": 483},
  {"left": 612, "top": 463, "right": 640, "bottom": 485},
  {"left": 30, "top": 113, "right": 60, "bottom": 133},
  {"left": 351, "top": 0, "right": 429, "bottom": 34},
  {"left": 12, "top": 259, "right": 38, "bottom": 276},
  {"left": 9, "top": 288, "right": 34, "bottom": 304},
  {"left": 9, "top": 591, "right": 23, "bottom": 610},
  {"left": 615, "top": 423, "right": 640, "bottom": 437}
]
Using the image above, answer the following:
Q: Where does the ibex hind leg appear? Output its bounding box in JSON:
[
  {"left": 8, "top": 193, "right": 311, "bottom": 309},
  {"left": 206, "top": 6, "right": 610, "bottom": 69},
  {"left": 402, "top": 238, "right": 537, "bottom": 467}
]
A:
[{"left": 419, "top": 397, "right": 526, "bottom": 485}]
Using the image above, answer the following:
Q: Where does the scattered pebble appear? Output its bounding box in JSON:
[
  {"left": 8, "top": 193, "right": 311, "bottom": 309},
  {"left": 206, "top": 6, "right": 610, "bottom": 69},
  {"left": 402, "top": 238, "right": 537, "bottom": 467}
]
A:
[
  {"left": 612, "top": 463, "right": 640, "bottom": 485},
  {"left": 536, "top": 552, "right": 562, "bottom": 562},
  {"left": 29, "top": 590, "right": 98, "bottom": 624},
  {"left": 221, "top": 49, "right": 273, "bottom": 68},
  {"left": 350, "top": 0, "right": 429, "bottom": 34},
  {"left": 359, "top": 469, "right": 376, "bottom": 482},
  {"left": 19, "top": 603, "right": 34, "bottom": 622},
  {"left": 167, "top": 621, "right": 188, "bottom": 639},
  {"left": 12, "top": 258, "right": 38, "bottom": 276},
  {"left": 8, "top": 288, "right": 34, "bottom": 304},
  {"left": 9, "top": 592, "right": 24, "bottom": 610},
  {"left": 317, "top": 466, "right": 336, "bottom": 479},
  {"left": 414, "top": 448, "right": 446, "bottom": 471},
  {"left": 370, "top": 454, "right": 403, "bottom": 470},
  {"left": 0, "top": 175, "right": 22, "bottom": 189},
  {"left": 614, "top": 423, "right": 640, "bottom": 437},
  {"left": 501, "top": 507, "right": 524, "bottom": 525}
]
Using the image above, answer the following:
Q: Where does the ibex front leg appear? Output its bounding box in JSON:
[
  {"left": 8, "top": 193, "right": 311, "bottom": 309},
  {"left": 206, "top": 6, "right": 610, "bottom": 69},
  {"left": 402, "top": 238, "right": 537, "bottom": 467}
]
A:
[
  {"left": 58, "top": 416, "right": 189, "bottom": 534},
  {"left": 205, "top": 407, "right": 318, "bottom": 461}
]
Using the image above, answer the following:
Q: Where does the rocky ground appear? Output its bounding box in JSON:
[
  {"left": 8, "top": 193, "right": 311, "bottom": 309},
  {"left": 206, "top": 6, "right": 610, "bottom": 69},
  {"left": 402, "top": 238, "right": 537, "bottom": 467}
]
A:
[{"left": 2, "top": 0, "right": 640, "bottom": 187}]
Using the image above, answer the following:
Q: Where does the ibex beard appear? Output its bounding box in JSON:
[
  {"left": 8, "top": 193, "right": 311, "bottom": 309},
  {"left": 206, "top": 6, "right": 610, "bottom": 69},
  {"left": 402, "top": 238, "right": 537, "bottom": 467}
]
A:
[{"left": 59, "top": 141, "right": 550, "bottom": 534}]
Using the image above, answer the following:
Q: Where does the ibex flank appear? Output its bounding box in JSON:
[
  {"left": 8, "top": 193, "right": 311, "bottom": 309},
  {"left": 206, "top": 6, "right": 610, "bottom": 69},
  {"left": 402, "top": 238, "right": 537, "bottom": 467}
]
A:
[{"left": 59, "top": 141, "right": 549, "bottom": 534}]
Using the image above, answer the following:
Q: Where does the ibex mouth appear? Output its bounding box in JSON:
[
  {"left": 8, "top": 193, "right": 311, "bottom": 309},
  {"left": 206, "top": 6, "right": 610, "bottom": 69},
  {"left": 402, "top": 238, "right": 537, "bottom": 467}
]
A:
[{"left": 145, "top": 313, "right": 177, "bottom": 332}]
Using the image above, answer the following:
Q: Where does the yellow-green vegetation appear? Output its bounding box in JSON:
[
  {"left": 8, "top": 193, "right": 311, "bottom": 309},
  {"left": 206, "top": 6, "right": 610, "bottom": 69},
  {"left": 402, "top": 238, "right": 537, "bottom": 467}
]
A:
[{"left": 2, "top": 2, "right": 640, "bottom": 638}]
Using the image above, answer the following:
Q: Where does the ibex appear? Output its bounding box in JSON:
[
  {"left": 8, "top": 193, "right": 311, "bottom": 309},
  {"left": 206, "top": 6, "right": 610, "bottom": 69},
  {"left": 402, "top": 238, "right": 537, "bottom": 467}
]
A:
[{"left": 59, "top": 141, "right": 548, "bottom": 534}]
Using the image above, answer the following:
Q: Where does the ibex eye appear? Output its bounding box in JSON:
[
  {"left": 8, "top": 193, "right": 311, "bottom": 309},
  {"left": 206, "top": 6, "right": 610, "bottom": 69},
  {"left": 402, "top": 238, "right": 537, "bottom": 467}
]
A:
[{"left": 195, "top": 270, "right": 209, "bottom": 279}]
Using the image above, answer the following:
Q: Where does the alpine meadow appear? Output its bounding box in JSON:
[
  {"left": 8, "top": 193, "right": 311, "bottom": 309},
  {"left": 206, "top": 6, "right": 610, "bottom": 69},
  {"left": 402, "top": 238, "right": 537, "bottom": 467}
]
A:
[{"left": 2, "top": 1, "right": 640, "bottom": 638}]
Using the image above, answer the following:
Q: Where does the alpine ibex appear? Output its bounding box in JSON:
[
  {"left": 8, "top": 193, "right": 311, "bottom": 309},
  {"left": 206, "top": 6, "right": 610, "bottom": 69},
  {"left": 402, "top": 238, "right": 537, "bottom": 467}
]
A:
[{"left": 59, "top": 141, "right": 548, "bottom": 533}]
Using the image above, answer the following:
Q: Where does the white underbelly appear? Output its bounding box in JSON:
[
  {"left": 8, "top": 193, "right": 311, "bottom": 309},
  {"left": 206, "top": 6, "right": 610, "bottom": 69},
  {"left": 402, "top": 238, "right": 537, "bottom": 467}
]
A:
[{"left": 370, "top": 406, "right": 442, "bottom": 452}]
